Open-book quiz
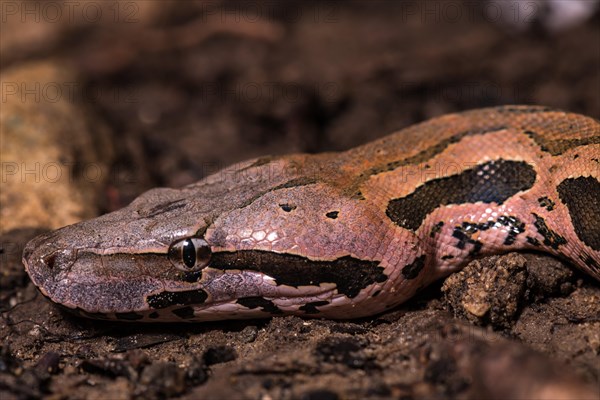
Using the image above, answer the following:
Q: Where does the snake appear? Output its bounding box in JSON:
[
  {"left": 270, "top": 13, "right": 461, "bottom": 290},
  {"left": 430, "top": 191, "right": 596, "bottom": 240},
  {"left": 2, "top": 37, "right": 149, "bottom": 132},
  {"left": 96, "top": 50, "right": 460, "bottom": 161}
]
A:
[{"left": 22, "top": 105, "right": 600, "bottom": 322}]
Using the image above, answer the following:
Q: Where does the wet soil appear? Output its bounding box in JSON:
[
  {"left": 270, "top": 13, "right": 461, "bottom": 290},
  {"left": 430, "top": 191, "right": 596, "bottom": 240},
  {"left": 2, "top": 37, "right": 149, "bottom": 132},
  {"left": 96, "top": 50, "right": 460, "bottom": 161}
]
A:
[{"left": 1, "top": 2, "right": 599, "bottom": 399}]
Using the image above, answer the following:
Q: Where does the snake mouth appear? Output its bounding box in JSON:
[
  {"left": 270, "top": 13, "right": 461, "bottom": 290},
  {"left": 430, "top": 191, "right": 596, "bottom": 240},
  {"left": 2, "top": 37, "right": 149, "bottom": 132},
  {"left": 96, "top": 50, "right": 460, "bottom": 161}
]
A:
[
  {"left": 23, "top": 249, "right": 163, "bottom": 314},
  {"left": 66, "top": 283, "right": 340, "bottom": 322},
  {"left": 23, "top": 232, "right": 338, "bottom": 318},
  {"left": 23, "top": 232, "right": 170, "bottom": 314},
  {"left": 152, "top": 287, "right": 340, "bottom": 322},
  {"left": 23, "top": 225, "right": 384, "bottom": 320}
]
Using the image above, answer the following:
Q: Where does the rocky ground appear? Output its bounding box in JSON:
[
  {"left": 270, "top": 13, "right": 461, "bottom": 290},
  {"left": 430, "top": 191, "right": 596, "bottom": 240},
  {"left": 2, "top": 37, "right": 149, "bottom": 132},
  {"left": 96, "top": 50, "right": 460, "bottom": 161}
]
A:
[{"left": 1, "top": 2, "right": 599, "bottom": 399}]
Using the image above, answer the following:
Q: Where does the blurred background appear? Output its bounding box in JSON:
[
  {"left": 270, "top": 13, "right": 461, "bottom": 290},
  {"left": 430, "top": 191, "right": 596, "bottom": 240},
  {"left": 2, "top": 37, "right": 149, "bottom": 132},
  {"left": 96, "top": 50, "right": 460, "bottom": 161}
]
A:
[
  {"left": 2, "top": 0, "right": 599, "bottom": 216},
  {"left": 1, "top": 2, "right": 600, "bottom": 399}
]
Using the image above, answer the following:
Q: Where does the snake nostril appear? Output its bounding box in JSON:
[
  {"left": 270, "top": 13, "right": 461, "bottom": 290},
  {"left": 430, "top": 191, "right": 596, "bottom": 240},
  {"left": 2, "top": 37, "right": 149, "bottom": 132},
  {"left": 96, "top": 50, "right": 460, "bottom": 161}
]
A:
[{"left": 42, "top": 253, "right": 57, "bottom": 270}]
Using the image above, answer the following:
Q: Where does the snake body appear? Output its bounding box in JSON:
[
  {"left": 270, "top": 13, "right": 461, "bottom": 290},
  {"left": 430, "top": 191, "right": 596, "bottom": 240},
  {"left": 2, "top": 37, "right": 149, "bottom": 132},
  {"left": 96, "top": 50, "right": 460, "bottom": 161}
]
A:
[{"left": 23, "top": 106, "right": 600, "bottom": 322}]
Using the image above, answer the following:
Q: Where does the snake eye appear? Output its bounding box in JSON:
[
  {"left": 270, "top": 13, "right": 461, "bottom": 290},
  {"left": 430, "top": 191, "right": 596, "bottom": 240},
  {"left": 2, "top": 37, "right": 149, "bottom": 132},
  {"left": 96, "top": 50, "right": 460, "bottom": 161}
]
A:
[{"left": 168, "top": 237, "right": 211, "bottom": 272}]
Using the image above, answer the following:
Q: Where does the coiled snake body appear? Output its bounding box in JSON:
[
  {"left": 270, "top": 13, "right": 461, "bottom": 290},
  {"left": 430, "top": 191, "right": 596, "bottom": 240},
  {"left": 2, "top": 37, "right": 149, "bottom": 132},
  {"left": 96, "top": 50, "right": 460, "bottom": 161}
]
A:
[{"left": 23, "top": 106, "right": 600, "bottom": 321}]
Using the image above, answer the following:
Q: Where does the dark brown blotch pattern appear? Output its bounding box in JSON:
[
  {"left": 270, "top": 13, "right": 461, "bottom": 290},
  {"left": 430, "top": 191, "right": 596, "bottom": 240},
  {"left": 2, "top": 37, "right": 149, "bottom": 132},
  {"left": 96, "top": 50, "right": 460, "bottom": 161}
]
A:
[
  {"left": 147, "top": 289, "right": 208, "bottom": 309},
  {"left": 236, "top": 297, "right": 283, "bottom": 314},
  {"left": 531, "top": 213, "right": 567, "bottom": 250},
  {"left": 557, "top": 176, "right": 600, "bottom": 251},
  {"left": 115, "top": 312, "right": 144, "bottom": 320},
  {"left": 402, "top": 255, "right": 426, "bottom": 279},
  {"left": 172, "top": 306, "right": 196, "bottom": 319},
  {"left": 524, "top": 130, "right": 600, "bottom": 156},
  {"left": 537, "top": 196, "right": 555, "bottom": 211},
  {"left": 387, "top": 160, "right": 536, "bottom": 232},
  {"left": 299, "top": 301, "right": 330, "bottom": 314},
  {"left": 211, "top": 251, "right": 387, "bottom": 298}
]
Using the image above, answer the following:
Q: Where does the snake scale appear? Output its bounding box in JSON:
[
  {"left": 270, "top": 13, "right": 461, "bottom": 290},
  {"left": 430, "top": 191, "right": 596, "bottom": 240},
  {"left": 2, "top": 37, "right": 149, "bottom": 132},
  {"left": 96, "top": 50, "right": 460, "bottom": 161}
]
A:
[{"left": 23, "top": 105, "right": 600, "bottom": 322}]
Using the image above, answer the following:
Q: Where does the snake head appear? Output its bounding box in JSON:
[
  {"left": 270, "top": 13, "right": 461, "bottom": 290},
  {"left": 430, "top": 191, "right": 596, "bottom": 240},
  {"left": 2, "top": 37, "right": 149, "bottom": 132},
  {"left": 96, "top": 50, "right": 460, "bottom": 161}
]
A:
[
  {"left": 23, "top": 156, "right": 401, "bottom": 321},
  {"left": 21, "top": 187, "right": 194, "bottom": 320}
]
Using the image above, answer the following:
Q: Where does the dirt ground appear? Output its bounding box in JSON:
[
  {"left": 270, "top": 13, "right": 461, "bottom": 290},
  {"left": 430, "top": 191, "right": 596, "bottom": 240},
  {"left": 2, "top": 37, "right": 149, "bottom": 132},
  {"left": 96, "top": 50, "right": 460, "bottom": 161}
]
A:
[{"left": 1, "top": 1, "right": 599, "bottom": 399}]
